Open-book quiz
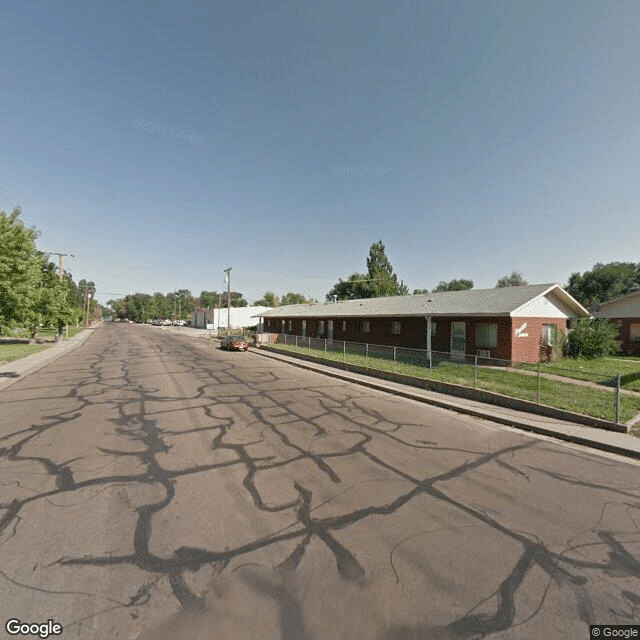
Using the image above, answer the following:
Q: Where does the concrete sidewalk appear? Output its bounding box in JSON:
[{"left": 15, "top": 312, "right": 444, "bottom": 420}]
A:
[
  {"left": 0, "top": 327, "right": 96, "bottom": 392},
  {"left": 253, "top": 347, "right": 640, "bottom": 462}
]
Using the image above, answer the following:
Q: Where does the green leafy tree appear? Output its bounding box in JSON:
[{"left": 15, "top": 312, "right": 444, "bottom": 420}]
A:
[
  {"left": 567, "top": 262, "right": 640, "bottom": 309},
  {"left": 227, "top": 291, "right": 248, "bottom": 307},
  {"left": 198, "top": 290, "right": 247, "bottom": 308},
  {"left": 32, "top": 256, "right": 76, "bottom": 335},
  {"left": 326, "top": 273, "right": 374, "bottom": 302},
  {"left": 496, "top": 271, "right": 528, "bottom": 288},
  {"left": 432, "top": 279, "right": 474, "bottom": 292},
  {"left": 280, "top": 292, "right": 310, "bottom": 305},
  {"left": 0, "top": 208, "right": 42, "bottom": 334},
  {"left": 326, "top": 241, "right": 408, "bottom": 301},
  {"left": 366, "top": 240, "right": 408, "bottom": 296},
  {"left": 153, "top": 292, "right": 172, "bottom": 319},
  {"left": 254, "top": 291, "right": 280, "bottom": 307},
  {"left": 198, "top": 291, "right": 220, "bottom": 308},
  {"left": 565, "top": 318, "right": 620, "bottom": 358}
]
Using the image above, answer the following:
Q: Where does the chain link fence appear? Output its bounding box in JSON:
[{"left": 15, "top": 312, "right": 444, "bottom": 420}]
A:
[{"left": 264, "top": 334, "right": 640, "bottom": 426}]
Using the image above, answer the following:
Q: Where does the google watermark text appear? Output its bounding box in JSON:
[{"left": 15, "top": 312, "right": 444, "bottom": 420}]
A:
[{"left": 132, "top": 116, "right": 204, "bottom": 145}]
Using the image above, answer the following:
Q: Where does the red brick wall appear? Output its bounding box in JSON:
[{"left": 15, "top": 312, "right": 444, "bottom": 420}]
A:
[
  {"left": 430, "top": 316, "right": 513, "bottom": 360},
  {"left": 510, "top": 317, "right": 568, "bottom": 363},
  {"left": 262, "top": 315, "right": 571, "bottom": 363},
  {"left": 614, "top": 318, "right": 640, "bottom": 355}
]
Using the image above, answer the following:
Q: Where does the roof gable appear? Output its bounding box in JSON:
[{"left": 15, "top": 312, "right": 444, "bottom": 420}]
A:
[{"left": 596, "top": 290, "right": 640, "bottom": 318}]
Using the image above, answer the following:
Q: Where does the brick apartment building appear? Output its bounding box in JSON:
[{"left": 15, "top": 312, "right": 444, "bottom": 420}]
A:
[
  {"left": 596, "top": 291, "right": 640, "bottom": 355},
  {"left": 256, "top": 283, "right": 589, "bottom": 363}
]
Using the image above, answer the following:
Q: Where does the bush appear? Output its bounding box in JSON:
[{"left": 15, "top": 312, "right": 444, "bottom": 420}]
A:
[{"left": 565, "top": 318, "right": 620, "bottom": 358}]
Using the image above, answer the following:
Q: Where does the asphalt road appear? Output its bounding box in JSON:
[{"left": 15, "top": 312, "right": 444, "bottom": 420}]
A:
[{"left": 1, "top": 323, "right": 639, "bottom": 639}]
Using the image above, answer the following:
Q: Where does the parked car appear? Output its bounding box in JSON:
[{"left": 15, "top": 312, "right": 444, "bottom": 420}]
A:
[{"left": 220, "top": 335, "right": 249, "bottom": 351}]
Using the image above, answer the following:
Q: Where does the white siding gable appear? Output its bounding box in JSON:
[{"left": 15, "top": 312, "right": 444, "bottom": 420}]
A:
[{"left": 511, "top": 293, "right": 574, "bottom": 318}]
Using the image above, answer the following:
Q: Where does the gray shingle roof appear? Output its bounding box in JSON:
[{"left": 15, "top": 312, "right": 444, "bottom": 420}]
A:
[{"left": 256, "top": 283, "right": 583, "bottom": 319}]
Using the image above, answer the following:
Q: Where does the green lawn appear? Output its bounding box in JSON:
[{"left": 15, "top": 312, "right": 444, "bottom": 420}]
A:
[
  {"left": 0, "top": 343, "right": 51, "bottom": 364},
  {"left": 5, "top": 326, "right": 84, "bottom": 340},
  {"left": 269, "top": 343, "right": 640, "bottom": 424},
  {"left": 518, "top": 356, "right": 640, "bottom": 392}
]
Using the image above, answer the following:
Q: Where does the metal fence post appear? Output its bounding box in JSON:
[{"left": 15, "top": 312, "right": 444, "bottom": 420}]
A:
[
  {"left": 343, "top": 341, "right": 346, "bottom": 363},
  {"left": 295, "top": 335, "right": 298, "bottom": 351},
  {"left": 324, "top": 338, "right": 327, "bottom": 357},
  {"left": 393, "top": 346, "right": 396, "bottom": 373},
  {"left": 308, "top": 336, "right": 311, "bottom": 350},
  {"left": 616, "top": 373, "right": 621, "bottom": 424},
  {"left": 474, "top": 355, "right": 477, "bottom": 389},
  {"left": 536, "top": 362, "right": 541, "bottom": 404},
  {"left": 365, "top": 343, "right": 368, "bottom": 368}
]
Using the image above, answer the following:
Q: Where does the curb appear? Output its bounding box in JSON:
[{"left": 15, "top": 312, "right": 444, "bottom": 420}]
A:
[
  {"left": 252, "top": 347, "right": 640, "bottom": 462},
  {"left": 0, "top": 328, "right": 95, "bottom": 392}
]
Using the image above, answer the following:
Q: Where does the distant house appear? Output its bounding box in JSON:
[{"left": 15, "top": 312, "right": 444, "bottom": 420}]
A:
[
  {"left": 595, "top": 291, "right": 640, "bottom": 355},
  {"left": 256, "top": 283, "right": 589, "bottom": 363},
  {"left": 192, "top": 306, "right": 271, "bottom": 330}
]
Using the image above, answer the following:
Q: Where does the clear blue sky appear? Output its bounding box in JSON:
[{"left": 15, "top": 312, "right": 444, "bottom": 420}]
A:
[{"left": 2, "top": 0, "right": 639, "bottom": 305}]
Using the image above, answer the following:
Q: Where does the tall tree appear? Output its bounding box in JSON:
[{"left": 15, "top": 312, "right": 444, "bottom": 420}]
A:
[
  {"left": 366, "top": 240, "right": 408, "bottom": 297},
  {"left": 567, "top": 262, "right": 640, "bottom": 308},
  {"left": 495, "top": 271, "right": 528, "bottom": 288},
  {"left": 0, "top": 208, "right": 42, "bottom": 334},
  {"left": 326, "top": 241, "right": 408, "bottom": 301},
  {"left": 432, "top": 279, "right": 474, "bottom": 292},
  {"left": 33, "top": 256, "right": 76, "bottom": 335}
]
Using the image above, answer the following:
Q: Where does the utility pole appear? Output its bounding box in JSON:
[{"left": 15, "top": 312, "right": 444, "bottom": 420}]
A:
[
  {"left": 46, "top": 252, "right": 75, "bottom": 280},
  {"left": 224, "top": 267, "right": 232, "bottom": 335}
]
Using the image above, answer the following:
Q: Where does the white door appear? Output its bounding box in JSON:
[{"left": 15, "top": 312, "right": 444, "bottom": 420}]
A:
[{"left": 450, "top": 322, "right": 466, "bottom": 355}]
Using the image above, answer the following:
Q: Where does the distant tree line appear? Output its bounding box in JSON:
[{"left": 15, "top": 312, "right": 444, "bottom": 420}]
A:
[
  {"left": 106, "top": 288, "right": 321, "bottom": 322},
  {"left": 107, "top": 290, "right": 250, "bottom": 323},
  {"left": 0, "top": 208, "right": 99, "bottom": 340}
]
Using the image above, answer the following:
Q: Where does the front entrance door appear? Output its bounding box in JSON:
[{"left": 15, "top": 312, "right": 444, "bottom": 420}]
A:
[
  {"left": 327, "top": 320, "right": 333, "bottom": 341},
  {"left": 451, "top": 322, "right": 466, "bottom": 355}
]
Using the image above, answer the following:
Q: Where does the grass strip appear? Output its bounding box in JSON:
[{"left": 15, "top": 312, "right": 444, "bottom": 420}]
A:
[
  {"left": 0, "top": 343, "right": 51, "bottom": 364},
  {"left": 518, "top": 357, "right": 640, "bottom": 392},
  {"left": 271, "top": 343, "right": 640, "bottom": 424}
]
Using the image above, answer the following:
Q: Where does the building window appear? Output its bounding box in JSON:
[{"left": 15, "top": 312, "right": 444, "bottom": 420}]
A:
[
  {"left": 281, "top": 319, "right": 285, "bottom": 333},
  {"left": 288, "top": 320, "right": 292, "bottom": 333},
  {"left": 317, "top": 320, "right": 326, "bottom": 337},
  {"left": 301, "top": 320, "right": 306, "bottom": 337},
  {"left": 359, "top": 320, "right": 370, "bottom": 333},
  {"left": 341, "top": 320, "right": 347, "bottom": 332},
  {"left": 476, "top": 324, "right": 498, "bottom": 349},
  {"left": 630, "top": 322, "right": 640, "bottom": 342},
  {"left": 431, "top": 321, "right": 437, "bottom": 337},
  {"left": 541, "top": 324, "right": 557, "bottom": 346},
  {"left": 389, "top": 321, "right": 401, "bottom": 335}
]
